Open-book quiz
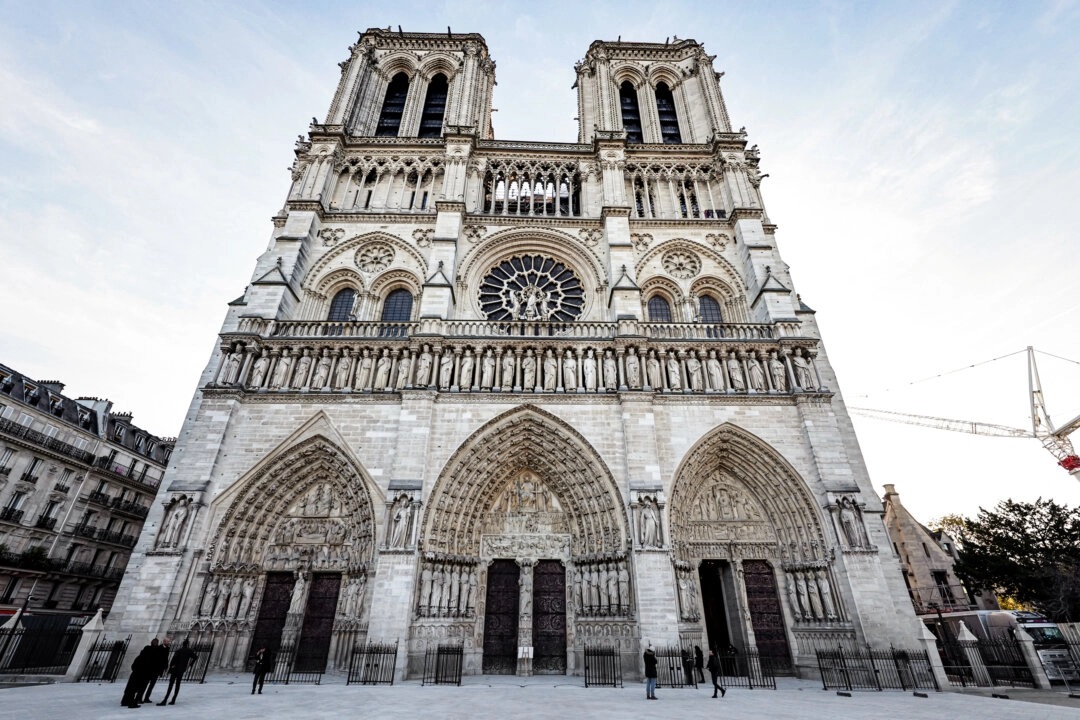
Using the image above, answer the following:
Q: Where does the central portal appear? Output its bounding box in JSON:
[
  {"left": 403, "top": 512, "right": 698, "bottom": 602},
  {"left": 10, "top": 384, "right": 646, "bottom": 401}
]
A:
[{"left": 482, "top": 559, "right": 520, "bottom": 674}]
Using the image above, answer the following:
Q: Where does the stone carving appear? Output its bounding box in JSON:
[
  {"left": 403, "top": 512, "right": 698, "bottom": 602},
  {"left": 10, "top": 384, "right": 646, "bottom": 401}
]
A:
[
  {"left": 747, "top": 352, "right": 766, "bottom": 391},
  {"left": 412, "top": 228, "right": 434, "bottom": 247},
  {"left": 726, "top": 351, "right": 745, "bottom": 391},
  {"left": 249, "top": 349, "right": 270, "bottom": 389},
  {"left": 460, "top": 350, "right": 475, "bottom": 389},
  {"left": 582, "top": 349, "right": 597, "bottom": 390},
  {"left": 662, "top": 249, "right": 700, "bottom": 279},
  {"left": 312, "top": 348, "right": 332, "bottom": 388},
  {"left": 638, "top": 497, "right": 661, "bottom": 548},
  {"left": 630, "top": 233, "right": 652, "bottom": 251},
  {"left": 319, "top": 227, "right": 345, "bottom": 245},
  {"left": 415, "top": 345, "right": 433, "bottom": 387},
  {"left": 501, "top": 351, "right": 515, "bottom": 390},
  {"left": 792, "top": 348, "right": 815, "bottom": 390},
  {"left": 646, "top": 350, "right": 662, "bottom": 389},
  {"left": 221, "top": 347, "right": 243, "bottom": 385},
  {"left": 578, "top": 228, "right": 603, "bottom": 246},
  {"left": 356, "top": 243, "right": 394, "bottom": 273},
  {"left": 156, "top": 495, "right": 193, "bottom": 549},
  {"left": 602, "top": 350, "right": 617, "bottom": 390},
  {"left": 768, "top": 351, "right": 787, "bottom": 392},
  {"left": 573, "top": 556, "right": 632, "bottom": 616},
  {"left": 522, "top": 350, "right": 537, "bottom": 390},
  {"left": 439, "top": 351, "right": 453, "bottom": 390},
  {"left": 293, "top": 349, "right": 312, "bottom": 390},
  {"left": 625, "top": 348, "right": 641, "bottom": 388},
  {"left": 288, "top": 570, "right": 309, "bottom": 614},
  {"left": 387, "top": 494, "right": 414, "bottom": 549},
  {"left": 562, "top": 350, "right": 577, "bottom": 390},
  {"left": 416, "top": 557, "right": 477, "bottom": 618},
  {"left": 833, "top": 496, "right": 869, "bottom": 548},
  {"left": 542, "top": 349, "right": 557, "bottom": 391},
  {"left": 705, "top": 233, "right": 729, "bottom": 250},
  {"left": 463, "top": 225, "right": 486, "bottom": 243},
  {"left": 334, "top": 352, "right": 352, "bottom": 389},
  {"left": 395, "top": 352, "right": 412, "bottom": 389},
  {"left": 665, "top": 352, "right": 681, "bottom": 391},
  {"left": 685, "top": 351, "right": 703, "bottom": 391},
  {"left": 480, "top": 349, "right": 496, "bottom": 389},
  {"left": 270, "top": 349, "right": 293, "bottom": 389},
  {"left": 373, "top": 349, "right": 391, "bottom": 389}
]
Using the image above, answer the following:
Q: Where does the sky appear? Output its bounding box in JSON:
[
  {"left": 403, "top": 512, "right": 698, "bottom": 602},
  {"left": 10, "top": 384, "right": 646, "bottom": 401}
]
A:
[{"left": 1, "top": 1, "right": 1079, "bottom": 525}]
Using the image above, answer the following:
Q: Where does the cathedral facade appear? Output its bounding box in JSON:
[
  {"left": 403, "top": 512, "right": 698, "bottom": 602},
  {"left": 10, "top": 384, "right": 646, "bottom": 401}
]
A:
[{"left": 109, "top": 29, "right": 920, "bottom": 678}]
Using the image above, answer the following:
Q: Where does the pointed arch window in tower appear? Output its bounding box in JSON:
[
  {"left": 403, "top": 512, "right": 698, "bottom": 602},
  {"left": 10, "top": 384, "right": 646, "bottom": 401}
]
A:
[
  {"left": 418, "top": 74, "right": 448, "bottom": 138},
  {"left": 655, "top": 82, "right": 682, "bottom": 144},
  {"left": 327, "top": 288, "right": 357, "bottom": 322},
  {"left": 380, "top": 289, "right": 414, "bottom": 323},
  {"left": 376, "top": 73, "right": 410, "bottom": 137},
  {"left": 647, "top": 296, "right": 672, "bottom": 323},
  {"left": 619, "top": 81, "right": 643, "bottom": 144}
]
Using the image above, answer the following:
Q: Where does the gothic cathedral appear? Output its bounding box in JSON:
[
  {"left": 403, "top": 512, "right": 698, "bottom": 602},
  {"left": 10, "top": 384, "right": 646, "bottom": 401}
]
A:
[{"left": 110, "top": 30, "right": 920, "bottom": 678}]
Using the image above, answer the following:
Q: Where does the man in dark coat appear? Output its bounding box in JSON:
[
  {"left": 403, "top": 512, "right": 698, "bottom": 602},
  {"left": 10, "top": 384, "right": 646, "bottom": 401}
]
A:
[
  {"left": 120, "top": 641, "right": 155, "bottom": 708},
  {"left": 251, "top": 647, "right": 271, "bottom": 695},
  {"left": 705, "top": 647, "right": 727, "bottom": 698},
  {"left": 643, "top": 644, "right": 658, "bottom": 700},
  {"left": 694, "top": 645, "right": 705, "bottom": 683},
  {"left": 157, "top": 639, "right": 197, "bottom": 705},
  {"left": 142, "top": 638, "right": 170, "bottom": 703}
]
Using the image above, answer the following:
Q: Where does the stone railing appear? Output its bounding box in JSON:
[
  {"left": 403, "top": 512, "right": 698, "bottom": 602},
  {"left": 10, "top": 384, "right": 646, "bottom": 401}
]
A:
[{"left": 212, "top": 327, "right": 825, "bottom": 398}]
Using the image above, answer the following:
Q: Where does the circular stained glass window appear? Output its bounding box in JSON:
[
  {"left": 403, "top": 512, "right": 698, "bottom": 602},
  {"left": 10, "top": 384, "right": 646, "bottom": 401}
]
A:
[{"left": 478, "top": 255, "right": 585, "bottom": 322}]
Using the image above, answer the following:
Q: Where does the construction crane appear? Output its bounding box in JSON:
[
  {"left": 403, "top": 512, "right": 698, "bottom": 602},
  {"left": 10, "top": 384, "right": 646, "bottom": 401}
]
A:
[{"left": 850, "top": 347, "right": 1080, "bottom": 477}]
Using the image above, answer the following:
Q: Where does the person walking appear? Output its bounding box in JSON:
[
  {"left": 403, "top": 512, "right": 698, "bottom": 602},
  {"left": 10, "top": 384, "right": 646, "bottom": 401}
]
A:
[
  {"left": 142, "top": 638, "right": 169, "bottom": 704},
  {"left": 120, "top": 641, "right": 155, "bottom": 708},
  {"left": 158, "top": 639, "right": 197, "bottom": 706},
  {"left": 643, "top": 643, "right": 658, "bottom": 700},
  {"left": 705, "top": 647, "right": 727, "bottom": 698},
  {"left": 251, "top": 647, "right": 271, "bottom": 695},
  {"left": 694, "top": 645, "right": 705, "bottom": 683}
]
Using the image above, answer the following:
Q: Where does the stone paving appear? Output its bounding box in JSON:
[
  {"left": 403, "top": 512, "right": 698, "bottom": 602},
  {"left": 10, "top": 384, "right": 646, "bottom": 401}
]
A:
[{"left": 1, "top": 675, "right": 1079, "bottom": 720}]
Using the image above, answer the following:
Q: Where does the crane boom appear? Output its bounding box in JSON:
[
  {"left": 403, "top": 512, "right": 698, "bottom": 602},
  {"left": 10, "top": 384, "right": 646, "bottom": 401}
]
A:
[{"left": 848, "top": 407, "right": 1032, "bottom": 438}]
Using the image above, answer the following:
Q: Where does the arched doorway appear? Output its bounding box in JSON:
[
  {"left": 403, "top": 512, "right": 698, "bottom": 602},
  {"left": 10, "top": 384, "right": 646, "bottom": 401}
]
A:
[
  {"left": 669, "top": 424, "right": 847, "bottom": 672},
  {"left": 416, "top": 406, "right": 630, "bottom": 676},
  {"left": 193, "top": 433, "right": 378, "bottom": 671}
]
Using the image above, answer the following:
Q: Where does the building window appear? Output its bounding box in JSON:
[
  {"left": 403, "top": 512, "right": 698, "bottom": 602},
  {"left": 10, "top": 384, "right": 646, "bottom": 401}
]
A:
[
  {"left": 0, "top": 448, "right": 13, "bottom": 470},
  {"left": 698, "top": 295, "right": 723, "bottom": 324},
  {"left": 0, "top": 578, "right": 18, "bottom": 604},
  {"left": 380, "top": 289, "right": 414, "bottom": 323},
  {"left": 619, "top": 81, "right": 643, "bottom": 144},
  {"left": 477, "top": 255, "right": 585, "bottom": 322},
  {"left": 655, "top": 82, "right": 681, "bottom": 144},
  {"left": 17, "top": 413, "right": 32, "bottom": 427},
  {"left": 375, "top": 72, "right": 409, "bottom": 137},
  {"left": 327, "top": 288, "right": 357, "bottom": 321},
  {"left": 932, "top": 570, "right": 956, "bottom": 604},
  {"left": 647, "top": 296, "right": 673, "bottom": 323},
  {"left": 418, "top": 73, "right": 448, "bottom": 138}
]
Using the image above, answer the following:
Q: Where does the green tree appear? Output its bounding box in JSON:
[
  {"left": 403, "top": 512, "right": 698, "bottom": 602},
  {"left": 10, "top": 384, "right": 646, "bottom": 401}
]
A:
[{"left": 954, "top": 498, "right": 1080, "bottom": 622}]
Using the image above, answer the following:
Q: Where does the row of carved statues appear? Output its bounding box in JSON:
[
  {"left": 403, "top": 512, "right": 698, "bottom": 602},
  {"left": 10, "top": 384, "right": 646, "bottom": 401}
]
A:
[
  {"left": 417, "top": 559, "right": 479, "bottom": 618},
  {"left": 213, "top": 340, "right": 822, "bottom": 395},
  {"left": 785, "top": 567, "right": 840, "bottom": 623},
  {"left": 571, "top": 557, "right": 633, "bottom": 617},
  {"left": 198, "top": 573, "right": 259, "bottom": 620}
]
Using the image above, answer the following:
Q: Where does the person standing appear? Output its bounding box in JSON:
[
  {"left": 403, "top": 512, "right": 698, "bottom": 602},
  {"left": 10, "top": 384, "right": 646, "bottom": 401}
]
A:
[
  {"left": 142, "top": 638, "right": 170, "bottom": 703},
  {"left": 705, "top": 648, "right": 727, "bottom": 698},
  {"left": 120, "top": 641, "right": 155, "bottom": 708},
  {"left": 158, "top": 639, "right": 197, "bottom": 706},
  {"left": 643, "top": 644, "right": 658, "bottom": 700},
  {"left": 694, "top": 645, "right": 705, "bottom": 683},
  {"left": 251, "top": 647, "right": 271, "bottom": 695}
]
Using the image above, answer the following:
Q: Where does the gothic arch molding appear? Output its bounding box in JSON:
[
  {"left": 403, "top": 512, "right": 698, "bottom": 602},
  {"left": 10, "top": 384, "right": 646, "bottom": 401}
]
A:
[
  {"left": 208, "top": 433, "right": 380, "bottom": 574},
  {"left": 635, "top": 239, "right": 745, "bottom": 293},
  {"left": 668, "top": 423, "right": 827, "bottom": 565},
  {"left": 420, "top": 405, "right": 629, "bottom": 557},
  {"left": 304, "top": 231, "right": 428, "bottom": 289}
]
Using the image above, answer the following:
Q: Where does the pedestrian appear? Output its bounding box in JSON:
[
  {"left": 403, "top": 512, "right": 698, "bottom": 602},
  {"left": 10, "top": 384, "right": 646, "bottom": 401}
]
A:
[
  {"left": 694, "top": 644, "right": 705, "bottom": 683},
  {"left": 120, "top": 641, "right": 155, "bottom": 708},
  {"left": 643, "top": 643, "right": 658, "bottom": 700},
  {"left": 142, "top": 637, "right": 170, "bottom": 703},
  {"left": 158, "top": 638, "right": 197, "bottom": 706},
  {"left": 705, "top": 647, "right": 727, "bottom": 698},
  {"left": 251, "top": 647, "right": 271, "bottom": 694}
]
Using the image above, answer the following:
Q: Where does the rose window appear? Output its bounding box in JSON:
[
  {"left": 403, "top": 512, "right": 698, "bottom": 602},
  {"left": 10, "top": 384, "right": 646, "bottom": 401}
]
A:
[
  {"left": 662, "top": 249, "right": 700, "bottom": 279},
  {"left": 355, "top": 243, "right": 394, "bottom": 273},
  {"left": 478, "top": 255, "right": 584, "bottom": 322}
]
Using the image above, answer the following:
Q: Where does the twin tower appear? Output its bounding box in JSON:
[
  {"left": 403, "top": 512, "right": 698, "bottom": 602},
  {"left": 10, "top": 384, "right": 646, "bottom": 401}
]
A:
[{"left": 110, "top": 29, "right": 919, "bottom": 681}]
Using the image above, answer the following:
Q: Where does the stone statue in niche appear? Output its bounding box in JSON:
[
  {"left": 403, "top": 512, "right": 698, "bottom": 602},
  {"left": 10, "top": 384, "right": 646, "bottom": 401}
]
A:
[
  {"left": 747, "top": 352, "right": 766, "bottom": 391},
  {"left": 312, "top": 348, "right": 332, "bottom": 388},
  {"left": 334, "top": 352, "right": 352, "bottom": 389},
  {"left": 356, "top": 349, "right": 373, "bottom": 390},
  {"left": 156, "top": 495, "right": 192, "bottom": 549},
  {"left": 818, "top": 571, "right": 837, "bottom": 619},
  {"left": 727, "top": 351, "right": 745, "bottom": 391},
  {"left": 542, "top": 349, "right": 557, "bottom": 391},
  {"left": 706, "top": 350, "right": 724, "bottom": 391},
  {"left": 625, "top": 347, "right": 641, "bottom": 388},
  {"left": 439, "top": 351, "right": 453, "bottom": 390},
  {"left": 639, "top": 498, "right": 661, "bottom": 547},
  {"left": 522, "top": 350, "right": 537, "bottom": 389},
  {"left": 769, "top": 351, "right": 786, "bottom": 391},
  {"left": 395, "top": 353, "right": 412, "bottom": 389},
  {"left": 686, "top": 351, "right": 703, "bottom": 391},
  {"left": 480, "top": 349, "right": 495, "bottom": 389},
  {"left": 293, "top": 349, "right": 313, "bottom": 389},
  {"left": 582, "top": 349, "right": 597, "bottom": 390},
  {"left": 501, "top": 351, "right": 515, "bottom": 390},
  {"left": 603, "top": 350, "right": 617, "bottom": 390},
  {"left": 416, "top": 345, "right": 433, "bottom": 387},
  {"left": 238, "top": 576, "right": 257, "bottom": 618},
  {"left": 665, "top": 352, "right": 681, "bottom": 391},
  {"left": 837, "top": 497, "right": 867, "bottom": 547},
  {"left": 270, "top": 349, "right": 292, "bottom": 389},
  {"left": 222, "top": 347, "right": 243, "bottom": 385},
  {"left": 249, "top": 349, "right": 270, "bottom": 388},
  {"left": 562, "top": 349, "right": 577, "bottom": 389},
  {"left": 786, "top": 572, "right": 802, "bottom": 620},
  {"left": 792, "top": 348, "right": 815, "bottom": 390},
  {"left": 460, "top": 350, "right": 475, "bottom": 388},
  {"left": 288, "top": 570, "right": 309, "bottom": 614},
  {"left": 373, "top": 349, "right": 391, "bottom": 389},
  {"left": 646, "top": 350, "right": 662, "bottom": 389},
  {"left": 389, "top": 495, "right": 412, "bottom": 548},
  {"left": 199, "top": 577, "right": 218, "bottom": 616}
]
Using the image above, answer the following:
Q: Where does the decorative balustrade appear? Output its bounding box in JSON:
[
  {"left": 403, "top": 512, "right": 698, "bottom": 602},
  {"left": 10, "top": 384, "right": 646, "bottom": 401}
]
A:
[
  {"left": 110, "top": 498, "right": 150, "bottom": 518},
  {"left": 213, "top": 327, "right": 826, "bottom": 398},
  {"left": 19, "top": 472, "right": 38, "bottom": 484},
  {"left": 0, "top": 507, "right": 25, "bottom": 524},
  {"left": 34, "top": 515, "right": 58, "bottom": 530},
  {"left": 86, "top": 490, "right": 111, "bottom": 506},
  {"left": 0, "top": 416, "right": 96, "bottom": 464}
]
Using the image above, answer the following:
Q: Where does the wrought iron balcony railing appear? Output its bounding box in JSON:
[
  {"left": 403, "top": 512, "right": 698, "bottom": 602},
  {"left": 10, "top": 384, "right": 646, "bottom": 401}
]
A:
[
  {"left": 0, "top": 507, "right": 25, "bottom": 524},
  {"left": 0, "top": 416, "right": 96, "bottom": 464}
]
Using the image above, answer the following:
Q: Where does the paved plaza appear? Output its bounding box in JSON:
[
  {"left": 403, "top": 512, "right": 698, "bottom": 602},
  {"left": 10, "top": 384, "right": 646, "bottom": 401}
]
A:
[{"left": 1, "top": 675, "right": 1079, "bottom": 720}]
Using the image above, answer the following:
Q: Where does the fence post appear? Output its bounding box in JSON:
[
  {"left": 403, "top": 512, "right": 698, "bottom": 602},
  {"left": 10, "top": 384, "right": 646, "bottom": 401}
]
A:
[
  {"left": 957, "top": 624, "right": 991, "bottom": 686},
  {"left": 916, "top": 624, "right": 947, "bottom": 691},
  {"left": 63, "top": 609, "right": 104, "bottom": 682},
  {"left": 1014, "top": 630, "right": 1052, "bottom": 689}
]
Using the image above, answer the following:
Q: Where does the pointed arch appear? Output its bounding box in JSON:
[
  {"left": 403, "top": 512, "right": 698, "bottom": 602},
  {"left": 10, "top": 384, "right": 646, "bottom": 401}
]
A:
[
  {"left": 421, "top": 405, "right": 629, "bottom": 556},
  {"left": 669, "top": 423, "right": 827, "bottom": 562},
  {"left": 208, "top": 432, "right": 380, "bottom": 573}
]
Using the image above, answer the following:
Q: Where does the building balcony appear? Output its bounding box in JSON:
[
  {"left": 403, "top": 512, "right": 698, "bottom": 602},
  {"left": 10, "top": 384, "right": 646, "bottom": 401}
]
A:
[
  {"left": 97, "top": 530, "right": 137, "bottom": 548},
  {"left": 91, "top": 456, "right": 160, "bottom": 491},
  {"left": 109, "top": 497, "right": 149, "bottom": 519},
  {"left": 86, "top": 490, "right": 112, "bottom": 507},
  {"left": 53, "top": 483, "right": 70, "bottom": 494},
  {"left": 0, "top": 466, "right": 11, "bottom": 476},
  {"left": 0, "top": 507, "right": 25, "bottom": 524},
  {"left": 73, "top": 523, "right": 98, "bottom": 539},
  {"left": 0, "top": 416, "right": 96, "bottom": 464},
  {"left": 34, "top": 515, "right": 58, "bottom": 530},
  {"left": 19, "top": 472, "right": 39, "bottom": 484},
  {"left": 63, "top": 561, "right": 123, "bottom": 580},
  {"left": 909, "top": 584, "right": 976, "bottom": 615}
]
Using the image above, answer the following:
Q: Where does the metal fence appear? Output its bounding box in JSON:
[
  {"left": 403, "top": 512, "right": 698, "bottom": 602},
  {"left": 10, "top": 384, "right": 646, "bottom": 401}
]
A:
[
  {"left": 816, "top": 646, "right": 939, "bottom": 691},
  {"left": 80, "top": 635, "right": 131, "bottom": 682},
  {"left": 583, "top": 645, "right": 622, "bottom": 688},
  {"left": 347, "top": 641, "right": 398, "bottom": 685},
  {"left": 422, "top": 643, "right": 463, "bottom": 686},
  {"left": 654, "top": 645, "right": 697, "bottom": 689},
  {"left": 0, "top": 625, "right": 82, "bottom": 674},
  {"left": 715, "top": 647, "right": 778, "bottom": 690},
  {"left": 266, "top": 642, "right": 324, "bottom": 685},
  {"left": 978, "top": 637, "right": 1034, "bottom": 688}
]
